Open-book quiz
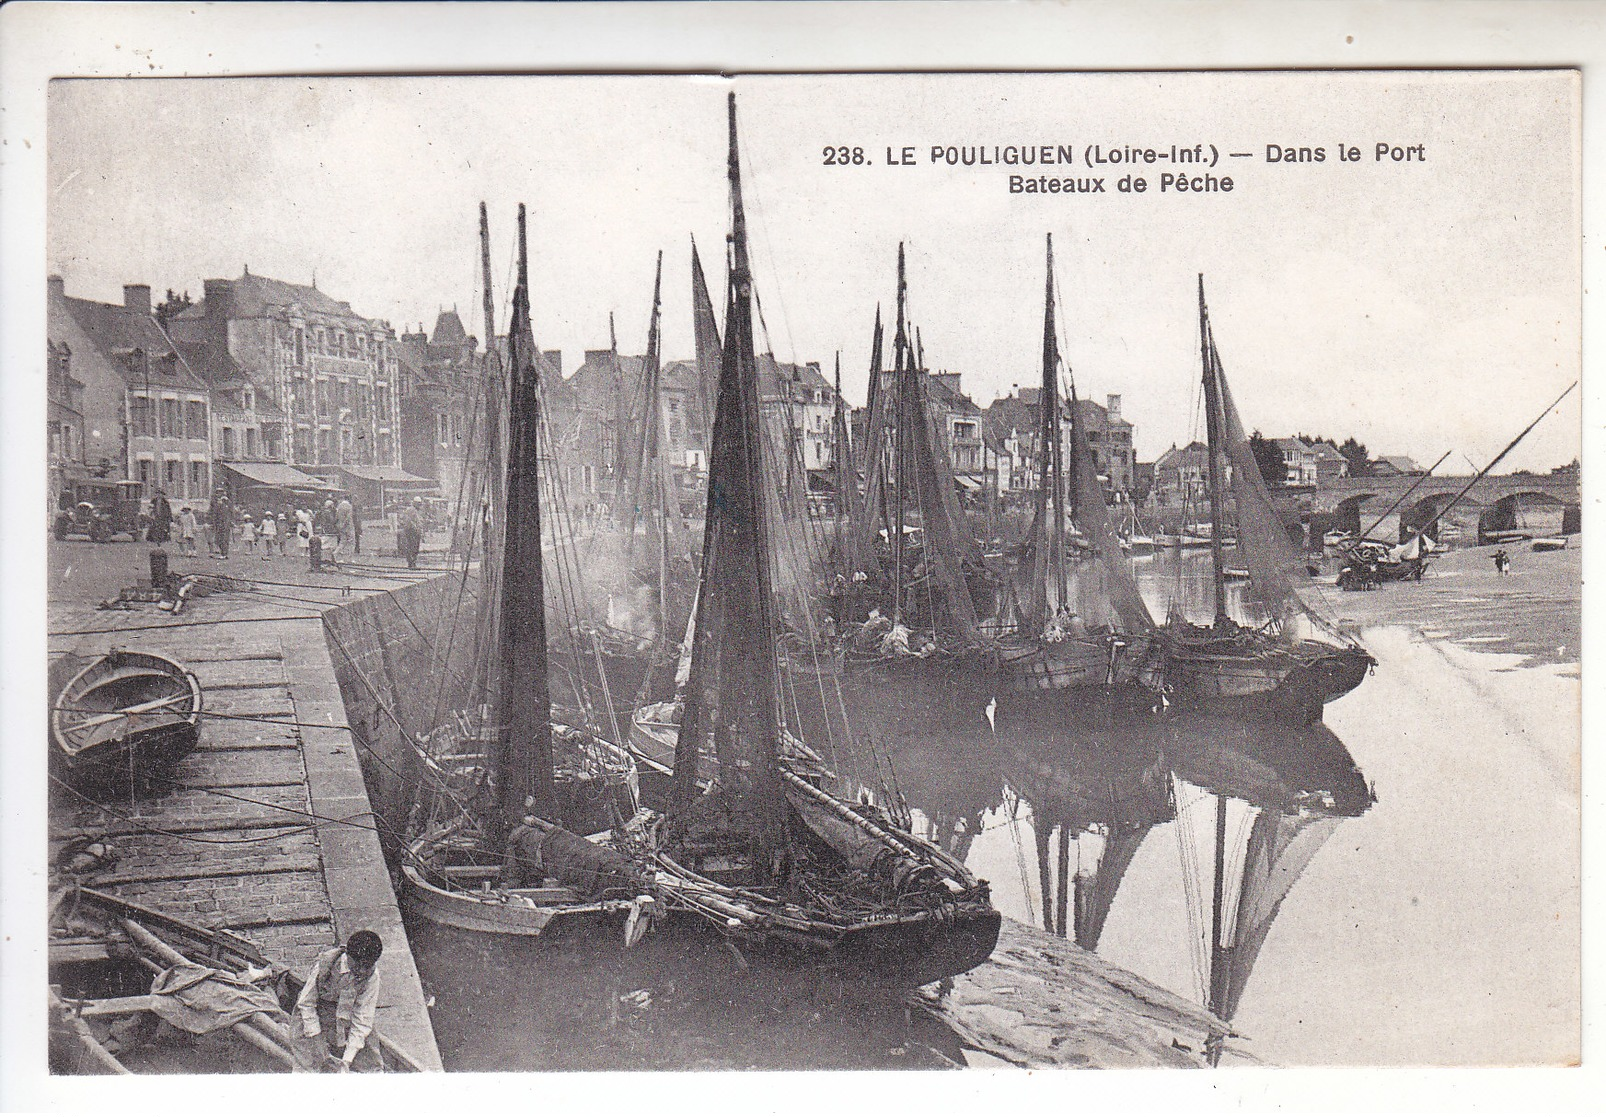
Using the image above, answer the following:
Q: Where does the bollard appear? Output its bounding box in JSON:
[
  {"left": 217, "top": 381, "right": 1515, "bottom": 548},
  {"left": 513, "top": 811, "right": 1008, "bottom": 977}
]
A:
[
  {"left": 148, "top": 547, "right": 169, "bottom": 590},
  {"left": 308, "top": 534, "right": 323, "bottom": 573}
]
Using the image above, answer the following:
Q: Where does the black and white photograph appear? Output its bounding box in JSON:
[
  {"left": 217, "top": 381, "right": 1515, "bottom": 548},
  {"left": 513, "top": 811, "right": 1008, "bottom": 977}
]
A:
[{"left": 1, "top": 3, "right": 1595, "bottom": 1108}]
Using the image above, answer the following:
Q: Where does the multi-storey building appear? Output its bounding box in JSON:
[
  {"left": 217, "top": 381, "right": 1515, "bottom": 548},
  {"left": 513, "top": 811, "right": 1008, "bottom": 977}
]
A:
[
  {"left": 47, "top": 337, "right": 87, "bottom": 508},
  {"left": 48, "top": 276, "right": 214, "bottom": 503},
  {"left": 982, "top": 384, "right": 1136, "bottom": 503},
  {"left": 170, "top": 270, "right": 402, "bottom": 479}
]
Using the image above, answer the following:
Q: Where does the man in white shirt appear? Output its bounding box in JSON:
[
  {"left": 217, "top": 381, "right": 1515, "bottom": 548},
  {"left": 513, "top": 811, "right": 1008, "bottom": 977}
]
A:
[{"left": 290, "top": 930, "right": 386, "bottom": 1072}]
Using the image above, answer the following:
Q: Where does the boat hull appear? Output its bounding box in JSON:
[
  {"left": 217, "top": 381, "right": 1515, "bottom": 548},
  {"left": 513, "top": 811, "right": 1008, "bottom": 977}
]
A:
[
  {"left": 50, "top": 650, "right": 203, "bottom": 796},
  {"left": 1162, "top": 637, "right": 1373, "bottom": 723}
]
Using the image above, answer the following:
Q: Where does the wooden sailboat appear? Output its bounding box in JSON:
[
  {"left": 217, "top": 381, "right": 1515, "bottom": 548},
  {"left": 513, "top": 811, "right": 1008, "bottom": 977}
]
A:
[
  {"left": 1156, "top": 277, "right": 1373, "bottom": 723},
  {"left": 400, "top": 205, "right": 647, "bottom": 937},
  {"left": 648, "top": 94, "right": 1000, "bottom": 979},
  {"left": 993, "top": 234, "right": 1164, "bottom": 700}
]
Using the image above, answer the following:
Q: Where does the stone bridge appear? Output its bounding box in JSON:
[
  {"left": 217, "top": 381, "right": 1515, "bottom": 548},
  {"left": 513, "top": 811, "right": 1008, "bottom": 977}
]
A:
[{"left": 1312, "top": 472, "right": 1580, "bottom": 516}]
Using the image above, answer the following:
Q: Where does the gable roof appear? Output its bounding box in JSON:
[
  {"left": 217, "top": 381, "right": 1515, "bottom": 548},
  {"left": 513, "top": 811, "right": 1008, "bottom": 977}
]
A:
[{"left": 59, "top": 293, "right": 209, "bottom": 391}]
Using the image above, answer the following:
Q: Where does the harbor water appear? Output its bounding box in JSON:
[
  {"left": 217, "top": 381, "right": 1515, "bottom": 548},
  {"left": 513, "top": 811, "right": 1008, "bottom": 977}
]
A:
[{"left": 406, "top": 546, "right": 1580, "bottom": 1068}]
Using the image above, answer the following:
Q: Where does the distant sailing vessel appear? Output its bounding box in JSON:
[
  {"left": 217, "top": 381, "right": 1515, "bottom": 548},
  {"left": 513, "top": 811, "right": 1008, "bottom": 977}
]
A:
[
  {"left": 993, "top": 234, "right": 1163, "bottom": 701},
  {"left": 1157, "top": 278, "right": 1373, "bottom": 723}
]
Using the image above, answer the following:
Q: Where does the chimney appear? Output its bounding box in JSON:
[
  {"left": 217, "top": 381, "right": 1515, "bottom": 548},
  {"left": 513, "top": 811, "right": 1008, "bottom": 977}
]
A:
[
  {"left": 1106, "top": 393, "right": 1122, "bottom": 419},
  {"left": 203, "top": 278, "right": 234, "bottom": 359},
  {"left": 48, "top": 275, "right": 65, "bottom": 301},
  {"left": 123, "top": 284, "right": 151, "bottom": 317}
]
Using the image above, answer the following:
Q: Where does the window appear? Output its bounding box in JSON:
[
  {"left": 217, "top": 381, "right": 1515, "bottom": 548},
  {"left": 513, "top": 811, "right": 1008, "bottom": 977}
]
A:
[
  {"left": 137, "top": 459, "right": 154, "bottom": 494},
  {"left": 165, "top": 459, "right": 181, "bottom": 491},
  {"left": 376, "top": 385, "right": 390, "bottom": 419},
  {"left": 376, "top": 431, "right": 392, "bottom": 463},
  {"left": 221, "top": 427, "right": 237, "bottom": 458},
  {"left": 190, "top": 461, "right": 206, "bottom": 494},
  {"left": 162, "top": 399, "right": 181, "bottom": 438},
  {"left": 245, "top": 428, "right": 259, "bottom": 458},
  {"left": 294, "top": 429, "right": 314, "bottom": 463},
  {"left": 294, "top": 328, "right": 306, "bottom": 366},
  {"left": 317, "top": 381, "right": 330, "bottom": 417},
  {"left": 317, "top": 428, "right": 331, "bottom": 461},
  {"left": 131, "top": 395, "right": 152, "bottom": 438},
  {"left": 186, "top": 400, "right": 206, "bottom": 441}
]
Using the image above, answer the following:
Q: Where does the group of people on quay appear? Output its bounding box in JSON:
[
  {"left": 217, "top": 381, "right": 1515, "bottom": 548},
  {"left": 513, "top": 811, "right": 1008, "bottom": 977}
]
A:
[{"left": 138, "top": 487, "right": 426, "bottom": 567}]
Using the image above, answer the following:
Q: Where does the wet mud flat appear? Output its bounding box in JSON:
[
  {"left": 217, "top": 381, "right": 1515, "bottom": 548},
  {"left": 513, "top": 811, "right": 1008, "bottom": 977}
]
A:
[{"left": 1310, "top": 543, "right": 1580, "bottom": 667}]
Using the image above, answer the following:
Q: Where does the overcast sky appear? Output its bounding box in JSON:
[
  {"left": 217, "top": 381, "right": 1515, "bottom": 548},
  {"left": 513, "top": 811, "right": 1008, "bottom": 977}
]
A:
[{"left": 48, "top": 71, "right": 1580, "bottom": 470}]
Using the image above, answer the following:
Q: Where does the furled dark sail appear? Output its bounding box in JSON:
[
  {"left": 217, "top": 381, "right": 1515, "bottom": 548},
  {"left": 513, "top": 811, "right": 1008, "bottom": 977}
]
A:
[
  {"left": 1028, "top": 234, "right": 1067, "bottom": 625},
  {"left": 888, "top": 251, "right": 983, "bottom": 645},
  {"left": 1199, "top": 281, "right": 1337, "bottom": 638},
  {"left": 690, "top": 235, "right": 723, "bottom": 439},
  {"left": 495, "top": 204, "right": 556, "bottom": 825},
  {"left": 672, "top": 95, "right": 790, "bottom": 861},
  {"left": 1066, "top": 378, "right": 1156, "bottom": 633},
  {"left": 849, "top": 307, "right": 888, "bottom": 576}
]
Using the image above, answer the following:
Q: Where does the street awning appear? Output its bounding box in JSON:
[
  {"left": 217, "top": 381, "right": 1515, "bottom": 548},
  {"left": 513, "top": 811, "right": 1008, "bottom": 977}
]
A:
[
  {"left": 953, "top": 475, "right": 982, "bottom": 491},
  {"left": 221, "top": 461, "right": 341, "bottom": 491},
  {"left": 337, "top": 466, "right": 437, "bottom": 487}
]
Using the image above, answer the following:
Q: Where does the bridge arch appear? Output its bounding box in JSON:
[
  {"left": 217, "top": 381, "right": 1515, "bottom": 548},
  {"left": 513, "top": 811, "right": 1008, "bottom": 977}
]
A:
[{"left": 1478, "top": 490, "right": 1571, "bottom": 542}]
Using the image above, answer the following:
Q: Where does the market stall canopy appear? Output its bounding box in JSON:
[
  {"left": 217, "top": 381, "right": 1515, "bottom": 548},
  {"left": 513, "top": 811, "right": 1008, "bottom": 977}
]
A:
[
  {"left": 336, "top": 465, "right": 437, "bottom": 488},
  {"left": 220, "top": 461, "right": 342, "bottom": 492}
]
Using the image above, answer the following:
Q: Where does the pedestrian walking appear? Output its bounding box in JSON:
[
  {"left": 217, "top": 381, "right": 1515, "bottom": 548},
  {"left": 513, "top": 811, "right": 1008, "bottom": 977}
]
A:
[
  {"left": 335, "top": 497, "right": 355, "bottom": 562},
  {"left": 259, "top": 511, "right": 277, "bottom": 559},
  {"left": 241, "top": 512, "right": 257, "bottom": 553},
  {"left": 209, "top": 488, "right": 232, "bottom": 558},
  {"left": 147, "top": 489, "right": 172, "bottom": 545},
  {"left": 316, "top": 500, "right": 338, "bottom": 563},
  {"left": 398, "top": 497, "right": 424, "bottom": 570},
  {"left": 177, "top": 506, "right": 198, "bottom": 556},
  {"left": 296, "top": 507, "right": 313, "bottom": 552}
]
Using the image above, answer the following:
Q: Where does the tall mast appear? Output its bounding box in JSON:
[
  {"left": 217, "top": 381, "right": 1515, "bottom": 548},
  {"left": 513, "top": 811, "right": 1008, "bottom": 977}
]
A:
[
  {"left": 1198, "top": 275, "right": 1229, "bottom": 625},
  {"left": 891, "top": 244, "right": 909, "bottom": 625},
  {"left": 832, "top": 350, "right": 854, "bottom": 548},
  {"left": 1208, "top": 793, "right": 1229, "bottom": 1023},
  {"left": 496, "top": 203, "right": 555, "bottom": 825},
  {"left": 474, "top": 203, "right": 505, "bottom": 711},
  {"left": 1032, "top": 233, "right": 1066, "bottom": 622}
]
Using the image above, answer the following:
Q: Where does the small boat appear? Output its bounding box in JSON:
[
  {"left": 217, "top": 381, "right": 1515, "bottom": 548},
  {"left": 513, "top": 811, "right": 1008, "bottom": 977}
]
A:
[
  {"left": 51, "top": 650, "right": 203, "bottom": 794},
  {"left": 1531, "top": 536, "right": 1567, "bottom": 553},
  {"left": 49, "top": 885, "right": 425, "bottom": 1074}
]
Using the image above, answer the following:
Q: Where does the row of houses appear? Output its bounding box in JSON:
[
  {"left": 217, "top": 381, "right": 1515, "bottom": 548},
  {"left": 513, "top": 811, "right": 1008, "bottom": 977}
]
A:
[{"left": 47, "top": 270, "right": 458, "bottom": 516}]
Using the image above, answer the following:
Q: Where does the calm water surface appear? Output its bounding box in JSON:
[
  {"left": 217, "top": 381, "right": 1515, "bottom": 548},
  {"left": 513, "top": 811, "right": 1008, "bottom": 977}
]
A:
[{"left": 408, "top": 553, "right": 1579, "bottom": 1068}]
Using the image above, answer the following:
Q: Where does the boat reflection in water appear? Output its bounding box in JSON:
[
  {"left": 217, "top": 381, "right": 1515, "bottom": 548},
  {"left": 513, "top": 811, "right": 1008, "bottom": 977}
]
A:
[
  {"left": 856, "top": 690, "right": 1372, "bottom": 1063},
  {"left": 412, "top": 668, "right": 1372, "bottom": 1069}
]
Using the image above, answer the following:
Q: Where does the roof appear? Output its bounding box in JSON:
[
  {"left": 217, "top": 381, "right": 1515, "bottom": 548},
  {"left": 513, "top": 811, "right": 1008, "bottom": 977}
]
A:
[
  {"left": 431, "top": 309, "right": 469, "bottom": 347},
  {"left": 1309, "top": 441, "right": 1346, "bottom": 461},
  {"left": 220, "top": 461, "right": 341, "bottom": 491},
  {"left": 182, "top": 271, "right": 374, "bottom": 323},
  {"left": 1375, "top": 454, "right": 1425, "bottom": 474},
  {"left": 58, "top": 294, "right": 210, "bottom": 392},
  {"left": 1154, "top": 441, "right": 1208, "bottom": 469},
  {"left": 1273, "top": 437, "right": 1311, "bottom": 452}
]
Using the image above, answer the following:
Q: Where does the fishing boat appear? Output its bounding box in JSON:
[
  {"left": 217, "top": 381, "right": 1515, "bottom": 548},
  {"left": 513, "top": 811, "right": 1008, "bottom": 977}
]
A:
[
  {"left": 1156, "top": 278, "right": 1373, "bottom": 723},
  {"left": 643, "top": 95, "right": 1000, "bottom": 980},
  {"left": 51, "top": 649, "right": 203, "bottom": 795},
  {"left": 992, "top": 234, "right": 1163, "bottom": 701},
  {"left": 1336, "top": 385, "right": 1574, "bottom": 588},
  {"left": 400, "top": 204, "right": 647, "bottom": 939}
]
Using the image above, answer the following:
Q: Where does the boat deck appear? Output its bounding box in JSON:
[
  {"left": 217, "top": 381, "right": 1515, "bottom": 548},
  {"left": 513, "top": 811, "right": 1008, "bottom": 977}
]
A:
[{"left": 49, "top": 595, "right": 443, "bottom": 1071}]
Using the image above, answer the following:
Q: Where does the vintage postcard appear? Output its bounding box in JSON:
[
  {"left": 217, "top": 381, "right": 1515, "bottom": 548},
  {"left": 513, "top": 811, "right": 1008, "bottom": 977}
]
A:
[{"left": 2, "top": 5, "right": 1592, "bottom": 1110}]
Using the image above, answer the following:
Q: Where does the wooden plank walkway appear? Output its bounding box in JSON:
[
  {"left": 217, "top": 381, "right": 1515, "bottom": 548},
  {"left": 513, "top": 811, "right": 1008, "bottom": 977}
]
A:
[{"left": 49, "top": 589, "right": 443, "bottom": 1071}]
